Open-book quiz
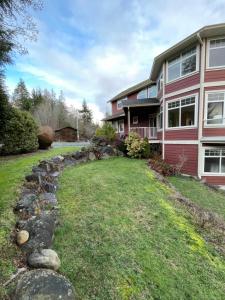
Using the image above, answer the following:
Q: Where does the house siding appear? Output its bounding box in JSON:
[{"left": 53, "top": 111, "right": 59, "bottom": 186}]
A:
[
  {"left": 205, "top": 69, "right": 225, "bottom": 82},
  {"left": 202, "top": 128, "right": 225, "bottom": 137},
  {"left": 165, "top": 129, "right": 198, "bottom": 140},
  {"left": 165, "top": 73, "right": 200, "bottom": 94},
  {"left": 164, "top": 144, "right": 198, "bottom": 175},
  {"left": 201, "top": 176, "right": 225, "bottom": 185}
]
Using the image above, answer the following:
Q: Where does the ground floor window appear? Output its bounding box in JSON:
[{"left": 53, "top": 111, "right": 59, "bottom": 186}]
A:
[
  {"left": 157, "top": 105, "right": 163, "bottom": 130},
  {"left": 204, "top": 148, "right": 225, "bottom": 174},
  {"left": 118, "top": 119, "right": 124, "bottom": 133}
]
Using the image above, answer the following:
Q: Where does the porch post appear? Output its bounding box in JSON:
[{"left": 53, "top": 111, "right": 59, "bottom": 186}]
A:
[{"left": 128, "top": 107, "right": 130, "bottom": 133}]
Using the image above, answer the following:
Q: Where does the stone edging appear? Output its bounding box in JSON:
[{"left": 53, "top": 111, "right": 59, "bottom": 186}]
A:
[{"left": 10, "top": 146, "right": 120, "bottom": 299}]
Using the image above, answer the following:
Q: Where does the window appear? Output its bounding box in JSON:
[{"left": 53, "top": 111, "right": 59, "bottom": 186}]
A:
[
  {"left": 204, "top": 149, "right": 225, "bottom": 174},
  {"left": 112, "top": 120, "right": 118, "bottom": 133},
  {"left": 167, "top": 96, "right": 197, "bottom": 128},
  {"left": 157, "top": 71, "right": 163, "bottom": 92},
  {"left": 137, "top": 88, "right": 148, "bottom": 100},
  {"left": 208, "top": 38, "right": 225, "bottom": 68},
  {"left": 167, "top": 47, "right": 197, "bottom": 82},
  {"left": 133, "top": 116, "right": 138, "bottom": 124},
  {"left": 117, "top": 100, "right": 123, "bottom": 109},
  {"left": 157, "top": 105, "right": 163, "bottom": 130},
  {"left": 206, "top": 92, "right": 225, "bottom": 125},
  {"left": 137, "top": 86, "right": 157, "bottom": 100},
  {"left": 118, "top": 119, "right": 124, "bottom": 133}
]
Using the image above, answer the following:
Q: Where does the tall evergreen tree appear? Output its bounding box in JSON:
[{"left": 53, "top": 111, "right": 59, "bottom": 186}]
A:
[
  {"left": 12, "top": 79, "right": 32, "bottom": 111},
  {"left": 79, "top": 99, "right": 93, "bottom": 124}
]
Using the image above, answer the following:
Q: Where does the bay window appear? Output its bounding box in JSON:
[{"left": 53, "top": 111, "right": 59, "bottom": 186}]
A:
[
  {"left": 208, "top": 38, "right": 225, "bottom": 68},
  {"left": 206, "top": 92, "right": 225, "bottom": 125},
  {"left": 167, "top": 47, "right": 197, "bottom": 82},
  {"left": 167, "top": 96, "right": 197, "bottom": 128},
  {"left": 204, "top": 149, "right": 225, "bottom": 174}
]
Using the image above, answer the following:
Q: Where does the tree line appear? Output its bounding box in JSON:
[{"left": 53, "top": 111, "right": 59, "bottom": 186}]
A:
[{"left": 11, "top": 79, "right": 97, "bottom": 139}]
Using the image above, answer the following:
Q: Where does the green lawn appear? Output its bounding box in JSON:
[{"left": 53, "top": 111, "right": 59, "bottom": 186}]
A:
[
  {"left": 0, "top": 147, "right": 79, "bottom": 298},
  {"left": 54, "top": 158, "right": 225, "bottom": 300},
  {"left": 169, "top": 176, "right": 225, "bottom": 220}
]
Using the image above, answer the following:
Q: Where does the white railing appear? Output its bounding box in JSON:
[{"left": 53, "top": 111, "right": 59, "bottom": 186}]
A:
[{"left": 130, "top": 127, "right": 157, "bottom": 139}]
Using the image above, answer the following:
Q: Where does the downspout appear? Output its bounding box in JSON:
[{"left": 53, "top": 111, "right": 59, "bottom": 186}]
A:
[
  {"left": 162, "top": 62, "right": 166, "bottom": 160},
  {"left": 197, "top": 33, "right": 205, "bottom": 178},
  {"left": 128, "top": 107, "right": 130, "bottom": 134}
]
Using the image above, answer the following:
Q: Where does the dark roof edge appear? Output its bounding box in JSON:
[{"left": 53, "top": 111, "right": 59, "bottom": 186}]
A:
[
  {"left": 55, "top": 126, "right": 77, "bottom": 131},
  {"left": 108, "top": 78, "right": 155, "bottom": 103}
]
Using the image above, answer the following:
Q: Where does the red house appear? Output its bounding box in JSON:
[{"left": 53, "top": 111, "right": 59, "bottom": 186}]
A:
[{"left": 104, "top": 23, "right": 225, "bottom": 186}]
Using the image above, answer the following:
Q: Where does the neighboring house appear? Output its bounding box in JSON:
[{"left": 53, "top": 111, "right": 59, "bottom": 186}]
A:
[
  {"left": 104, "top": 23, "right": 225, "bottom": 186},
  {"left": 54, "top": 127, "right": 77, "bottom": 142}
]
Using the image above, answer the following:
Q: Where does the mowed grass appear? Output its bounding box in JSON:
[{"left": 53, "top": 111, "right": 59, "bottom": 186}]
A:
[
  {"left": 169, "top": 176, "right": 225, "bottom": 220},
  {"left": 55, "top": 158, "right": 225, "bottom": 300},
  {"left": 0, "top": 146, "right": 79, "bottom": 298}
]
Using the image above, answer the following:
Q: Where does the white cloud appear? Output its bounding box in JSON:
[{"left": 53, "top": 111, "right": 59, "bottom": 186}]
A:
[{"left": 8, "top": 0, "right": 225, "bottom": 122}]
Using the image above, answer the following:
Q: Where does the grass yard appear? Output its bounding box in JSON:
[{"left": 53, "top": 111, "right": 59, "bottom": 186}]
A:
[
  {"left": 169, "top": 176, "right": 225, "bottom": 220},
  {"left": 0, "top": 146, "right": 79, "bottom": 298},
  {"left": 55, "top": 158, "right": 225, "bottom": 300}
]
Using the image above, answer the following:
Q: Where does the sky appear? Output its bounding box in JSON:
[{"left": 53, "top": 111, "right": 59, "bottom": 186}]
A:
[{"left": 5, "top": 0, "right": 225, "bottom": 122}]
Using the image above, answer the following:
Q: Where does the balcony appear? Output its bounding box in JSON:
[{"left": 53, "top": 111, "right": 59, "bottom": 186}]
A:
[
  {"left": 122, "top": 98, "right": 159, "bottom": 108},
  {"left": 130, "top": 127, "right": 157, "bottom": 139}
]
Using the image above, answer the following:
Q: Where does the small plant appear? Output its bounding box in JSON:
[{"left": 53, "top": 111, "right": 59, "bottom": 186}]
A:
[
  {"left": 125, "top": 132, "right": 147, "bottom": 158},
  {"left": 113, "top": 137, "right": 127, "bottom": 155},
  {"left": 95, "top": 123, "right": 116, "bottom": 143},
  {"left": 149, "top": 156, "right": 179, "bottom": 176}
]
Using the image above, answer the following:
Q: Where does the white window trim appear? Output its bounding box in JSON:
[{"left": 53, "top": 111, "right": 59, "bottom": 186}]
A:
[
  {"left": 204, "top": 90, "right": 225, "bottom": 128},
  {"left": 132, "top": 116, "right": 138, "bottom": 125},
  {"left": 206, "top": 37, "right": 225, "bottom": 70},
  {"left": 157, "top": 105, "right": 163, "bottom": 132},
  {"left": 166, "top": 45, "right": 200, "bottom": 84},
  {"left": 202, "top": 146, "right": 225, "bottom": 176},
  {"left": 157, "top": 70, "right": 163, "bottom": 92},
  {"left": 118, "top": 119, "right": 124, "bottom": 133},
  {"left": 166, "top": 93, "right": 198, "bottom": 130}
]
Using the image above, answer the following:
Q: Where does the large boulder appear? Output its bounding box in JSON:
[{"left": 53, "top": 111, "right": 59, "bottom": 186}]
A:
[
  {"left": 14, "top": 269, "right": 75, "bottom": 299},
  {"left": 38, "top": 126, "right": 54, "bottom": 149},
  {"left": 28, "top": 249, "right": 60, "bottom": 270}
]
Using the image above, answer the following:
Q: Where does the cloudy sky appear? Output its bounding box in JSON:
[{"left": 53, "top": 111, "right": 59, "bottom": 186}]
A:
[{"left": 6, "top": 0, "right": 225, "bottom": 122}]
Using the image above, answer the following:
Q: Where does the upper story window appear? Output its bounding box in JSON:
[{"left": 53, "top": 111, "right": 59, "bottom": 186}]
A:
[
  {"left": 157, "top": 71, "right": 163, "bottom": 92},
  {"left": 117, "top": 97, "right": 126, "bottom": 110},
  {"left": 167, "top": 95, "right": 197, "bottom": 129},
  {"left": 205, "top": 92, "right": 225, "bottom": 125},
  {"left": 137, "top": 88, "right": 148, "bottom": 100},
  {"left": 208, "top": 38, "right": 225, "bottom": 68},
  {"left": 137, "top": 86, "right": 157, "bottom": 100},
  {"left": 167, "top": 47, "right": 197, "bottom": 83}
]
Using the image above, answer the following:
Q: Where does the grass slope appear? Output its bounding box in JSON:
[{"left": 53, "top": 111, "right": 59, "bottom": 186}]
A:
[
  {"left": 169, "top": 176, "right": 225, "bottom": 220},
  {"left": 0, "top": 147, "right": 79, "bottom": 298},
  {"left": 55, "top": 158, "right": 225, "bottom": 300}
]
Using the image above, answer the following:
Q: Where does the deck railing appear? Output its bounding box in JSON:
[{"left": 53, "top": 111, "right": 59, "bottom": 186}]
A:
[{"left": 130, "top": 127, "right": 157, "bottom": 139}]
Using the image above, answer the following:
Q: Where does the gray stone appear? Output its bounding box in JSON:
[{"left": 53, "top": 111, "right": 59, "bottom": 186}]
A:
[
  {"left": 88, "top": 151, "right": 96, "bottom": 161},
  {"left": 25, "top": 173, "right": 42, "bottom": 184},
  {"left": 19, "top": 212, "right": 56, "bottom": 253},
  {"left": 15, "top": 194, "right": 38, "bottom": 212},
  {"left": 51, "top": 155, "right": 64, "bottom": 163},
  {"left": 101, "top": 145, "right": 115, "bottom": 156},
  {"left": 42, "top": 182, "right": 57, "bottom": 193},
  {"left": 39, "top": 193, "right": 58, "bottom": 207},
  {"left": 14, "top": 269, "right": 75, "bottom": 299},
  {"left": 28, "top": 249, "right": 60, "bottom": 270}
]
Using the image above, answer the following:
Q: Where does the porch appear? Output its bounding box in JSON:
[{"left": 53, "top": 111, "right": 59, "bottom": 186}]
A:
[{"left": 130, "top": 127, "right": 157, "bottom": 139}]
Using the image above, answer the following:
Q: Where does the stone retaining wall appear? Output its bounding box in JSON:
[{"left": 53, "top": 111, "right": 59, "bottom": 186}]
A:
[{"left": 10, "top": 146, "right": 121, "bottom": 299}]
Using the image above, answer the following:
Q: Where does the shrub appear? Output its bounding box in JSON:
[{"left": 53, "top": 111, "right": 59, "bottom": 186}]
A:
[
  {"left": 38, "top": 126, "right": 54, "bottom": 149},
  {"left": 142, "top": 137, "right": 151, "bottom": 158},
  {"left": 125, "top": 132, "right": 147, "bottom": 158},
  {"left": 113, "top": 137, "right": 127, "bottom": 155},
  {"left": 95, "top": 123, "right": 116, "bottom": 143},
  {"left": 0, "top": 108, "right": 38, "bottom": 155},
  {"left": 149, "top": 156, "right": 179, "bottom": 176}
]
